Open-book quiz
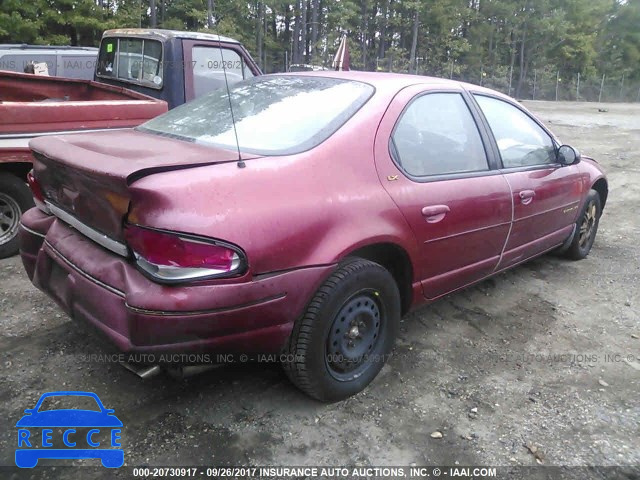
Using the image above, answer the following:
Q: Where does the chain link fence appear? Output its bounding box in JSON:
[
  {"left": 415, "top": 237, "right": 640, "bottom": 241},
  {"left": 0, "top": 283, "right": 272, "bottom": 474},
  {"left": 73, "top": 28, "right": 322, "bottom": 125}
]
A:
[
  {"left": 374, "top": 57, "right": 640, "bottom": 102},
  {"left": 470, "top": 68, "right": 640, "bottom": 103}
]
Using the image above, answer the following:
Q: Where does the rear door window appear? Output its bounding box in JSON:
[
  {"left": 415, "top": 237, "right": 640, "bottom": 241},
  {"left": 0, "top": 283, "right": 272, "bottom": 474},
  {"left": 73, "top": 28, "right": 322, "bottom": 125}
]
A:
[
  {"left": 391, "top": 93, "right": 489, "bottom": 177},
  {"left": 97, "top": 38, "right": 163, "bottom": 88}
]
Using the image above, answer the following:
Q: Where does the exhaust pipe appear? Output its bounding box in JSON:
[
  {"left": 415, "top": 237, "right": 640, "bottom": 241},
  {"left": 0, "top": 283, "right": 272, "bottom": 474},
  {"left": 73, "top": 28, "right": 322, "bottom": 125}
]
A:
[
  {"left": 165, "top": 364, "right": 221, "bottom": 379},
  {"left": 119, "top": 361, "right": 162, "bottom": 379},
  {"left": 120, "top": 361, "right": 220, "bottom": 379}
]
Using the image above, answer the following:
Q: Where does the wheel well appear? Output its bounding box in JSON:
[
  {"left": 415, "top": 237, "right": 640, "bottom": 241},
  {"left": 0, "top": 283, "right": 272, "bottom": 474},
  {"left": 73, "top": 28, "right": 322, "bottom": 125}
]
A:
[
  {"left": 592, "top": 178, "right": 608, "bottom": 211},
  {"left": 0, "top": 163, "right": 32, "bottom": 182},
  {"left": 347, "top": 243, "right": 413, "bottom": 315}
]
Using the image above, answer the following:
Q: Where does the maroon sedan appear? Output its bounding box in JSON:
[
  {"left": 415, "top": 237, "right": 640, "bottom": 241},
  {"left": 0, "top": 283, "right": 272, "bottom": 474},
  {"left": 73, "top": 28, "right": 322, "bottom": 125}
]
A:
[{"left": 20, "top": 72, "right": 607, "bottom": 401}]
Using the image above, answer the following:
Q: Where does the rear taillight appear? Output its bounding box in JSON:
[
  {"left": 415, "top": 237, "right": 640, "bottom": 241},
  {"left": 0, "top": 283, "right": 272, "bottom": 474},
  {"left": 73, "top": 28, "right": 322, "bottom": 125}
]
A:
[
  {"left": 27, "top": 170, "right": 48, "bottom": 212},
  {"left": 124, "top": 224, "right": 245, "bottom": 283}
]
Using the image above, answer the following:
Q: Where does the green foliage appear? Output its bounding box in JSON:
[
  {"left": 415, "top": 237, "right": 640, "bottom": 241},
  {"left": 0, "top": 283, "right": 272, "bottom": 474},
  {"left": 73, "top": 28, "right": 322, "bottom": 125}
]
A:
[{"left": 0, "top": 0, "right": 637, "bottom": 82}]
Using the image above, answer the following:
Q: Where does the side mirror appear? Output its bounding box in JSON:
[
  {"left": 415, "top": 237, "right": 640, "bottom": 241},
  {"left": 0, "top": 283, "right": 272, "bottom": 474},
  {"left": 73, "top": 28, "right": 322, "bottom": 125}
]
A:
[{"left": 557, "top": 145, "right": 581, "bottom": 165}]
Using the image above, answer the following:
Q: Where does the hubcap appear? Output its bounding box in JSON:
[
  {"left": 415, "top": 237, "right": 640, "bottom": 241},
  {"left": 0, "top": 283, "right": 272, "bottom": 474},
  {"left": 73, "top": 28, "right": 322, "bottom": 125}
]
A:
[
  {"left": 326, "top": 292, "right": 382, "bottom": 381},
  {"left": 0, "top": 193, "right": 21, "bottom": 246},
  {"left": 578, "top": 200, "right": 597, "bottom": 248}
]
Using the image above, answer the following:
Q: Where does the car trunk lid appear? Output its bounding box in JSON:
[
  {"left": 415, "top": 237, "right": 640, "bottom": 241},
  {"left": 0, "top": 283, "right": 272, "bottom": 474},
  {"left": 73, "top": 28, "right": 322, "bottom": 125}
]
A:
[{"left": 30, "top": 129, "right": 255, "bottom": 245}]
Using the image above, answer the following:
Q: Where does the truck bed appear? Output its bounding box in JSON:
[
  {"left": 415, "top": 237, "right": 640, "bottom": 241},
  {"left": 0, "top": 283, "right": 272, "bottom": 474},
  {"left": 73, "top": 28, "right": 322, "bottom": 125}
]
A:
[
  {"left": 0, "top": 70, "right": 167, "bottom": 136},
  {"left": 0, "top": 70, "right": 168, "bottom": 259}
]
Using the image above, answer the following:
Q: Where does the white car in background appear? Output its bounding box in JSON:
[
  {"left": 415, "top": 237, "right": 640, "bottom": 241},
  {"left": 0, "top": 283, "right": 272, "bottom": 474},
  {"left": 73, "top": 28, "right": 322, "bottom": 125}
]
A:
[{"left": 0, "top": 44, "right": 98, "bottom": 80}]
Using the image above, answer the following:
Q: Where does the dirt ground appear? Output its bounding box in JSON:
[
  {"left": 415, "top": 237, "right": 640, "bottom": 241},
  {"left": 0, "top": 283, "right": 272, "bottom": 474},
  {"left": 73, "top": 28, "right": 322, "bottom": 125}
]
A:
[{"left": 0, "top": 101, "right": 638, "bottom": 479}]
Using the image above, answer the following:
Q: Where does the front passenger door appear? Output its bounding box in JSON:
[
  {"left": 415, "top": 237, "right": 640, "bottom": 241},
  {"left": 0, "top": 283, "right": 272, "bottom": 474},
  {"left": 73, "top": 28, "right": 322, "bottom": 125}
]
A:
[
  {"left": 374, "top": 87, "right": 513, "bottom": 300},
  {"left": 473, "top": 94, "right": 582, "bottom": 268}
]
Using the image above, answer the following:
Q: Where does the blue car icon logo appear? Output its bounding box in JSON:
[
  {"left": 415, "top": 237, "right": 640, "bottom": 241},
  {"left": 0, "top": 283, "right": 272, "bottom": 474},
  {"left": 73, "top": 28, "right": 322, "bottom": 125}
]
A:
[{"left": 15, "top": 391, "right": 123, "bottom": 468}]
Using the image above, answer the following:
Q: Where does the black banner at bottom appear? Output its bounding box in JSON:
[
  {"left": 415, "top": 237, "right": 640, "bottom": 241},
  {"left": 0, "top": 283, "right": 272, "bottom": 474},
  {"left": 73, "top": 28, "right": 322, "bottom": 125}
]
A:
[{"left": 0, "top": 465, "right": 638, "bottom": 480}]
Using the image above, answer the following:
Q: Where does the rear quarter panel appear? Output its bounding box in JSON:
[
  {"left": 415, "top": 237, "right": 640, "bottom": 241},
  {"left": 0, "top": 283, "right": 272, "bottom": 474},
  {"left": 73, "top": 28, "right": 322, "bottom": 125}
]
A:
[{"left": 126, "top": 91, "right": 421, "bottom": 278}]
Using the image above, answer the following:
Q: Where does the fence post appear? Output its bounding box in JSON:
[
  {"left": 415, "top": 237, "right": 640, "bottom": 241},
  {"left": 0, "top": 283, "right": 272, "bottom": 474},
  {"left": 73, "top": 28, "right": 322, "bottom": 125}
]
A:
[
  {"left": 576, "top": 72, "right": 580, "bottom": 101},
  {"left": 599, "top": 73, "right": 605, "bottom": 103},
  {"left": 532, "top": 69, "right": 536, "bottom": 100},
  {"left": 450, "top": 60, "right": 454, "bottom": 79},
  {"left": 620, "top": 74, "right": 625, "bottom": 101},
  {"left": 555, "top": 71, "right": 560, "bottom": 101}
]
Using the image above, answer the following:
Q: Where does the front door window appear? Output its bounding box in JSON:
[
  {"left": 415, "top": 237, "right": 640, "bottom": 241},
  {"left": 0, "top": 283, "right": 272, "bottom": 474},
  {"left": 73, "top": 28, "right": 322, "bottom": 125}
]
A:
[{"left": 474, "top": 95, "right": 555, "bottom": 168}]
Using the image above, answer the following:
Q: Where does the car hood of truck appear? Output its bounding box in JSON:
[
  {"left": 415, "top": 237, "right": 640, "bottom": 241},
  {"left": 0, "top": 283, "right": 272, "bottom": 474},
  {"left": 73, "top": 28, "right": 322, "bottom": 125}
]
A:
[{"left": 29, "top": 129, "right": 257, "bottom": 242}]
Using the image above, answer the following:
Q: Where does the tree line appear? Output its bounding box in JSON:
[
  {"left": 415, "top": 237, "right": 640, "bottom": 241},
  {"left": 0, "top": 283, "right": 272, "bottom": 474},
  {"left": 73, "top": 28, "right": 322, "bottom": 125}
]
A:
[{"left": 1, "top": 0, "right": 639, "bottom": 97}]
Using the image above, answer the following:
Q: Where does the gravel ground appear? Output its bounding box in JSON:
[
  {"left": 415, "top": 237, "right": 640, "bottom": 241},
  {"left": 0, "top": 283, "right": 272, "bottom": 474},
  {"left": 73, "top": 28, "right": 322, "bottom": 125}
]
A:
[{"left": 0, "top": 101, "right": 638, "bottom": 479}]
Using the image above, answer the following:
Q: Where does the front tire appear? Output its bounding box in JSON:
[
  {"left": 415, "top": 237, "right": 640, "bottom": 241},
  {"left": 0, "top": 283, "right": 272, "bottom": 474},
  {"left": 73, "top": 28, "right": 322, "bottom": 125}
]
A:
[
  {"left": 0, "top": 173, "right": 35, "bottom": 259},
  {"left": 283, "top": 258, "right": 401, "bottom": 402},
  {"left": 564, "top": 189, "right": 602, "bottom": 260}
]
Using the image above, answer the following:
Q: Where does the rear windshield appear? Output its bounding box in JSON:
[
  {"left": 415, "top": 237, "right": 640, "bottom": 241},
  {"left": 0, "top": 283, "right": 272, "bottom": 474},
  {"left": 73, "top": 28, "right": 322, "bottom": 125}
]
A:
[
  {"left": 97, "top": 37, "right": 163, "bottom": 88},
  {"left": 137, "top": 76, "right": 374, "bottom": 155}
]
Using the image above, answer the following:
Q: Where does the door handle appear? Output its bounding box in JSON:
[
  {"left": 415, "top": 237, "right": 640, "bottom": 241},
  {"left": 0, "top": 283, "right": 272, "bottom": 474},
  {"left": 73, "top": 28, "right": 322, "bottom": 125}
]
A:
[
  {"left": 519, "top": 190, "right": 536, "bottom": 205},
  {"left": 421, "top": 205, "right": 450, "bottom": 223}
]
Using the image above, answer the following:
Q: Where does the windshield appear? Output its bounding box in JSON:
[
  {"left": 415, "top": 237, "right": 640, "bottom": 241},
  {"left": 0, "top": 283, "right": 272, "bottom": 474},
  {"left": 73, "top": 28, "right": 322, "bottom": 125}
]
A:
[
  {"left": 37, "top": 395, "right": 101, "bottom": 412},
  {"left": 138, "top": 76, "right": 374, "bottom": 155}
]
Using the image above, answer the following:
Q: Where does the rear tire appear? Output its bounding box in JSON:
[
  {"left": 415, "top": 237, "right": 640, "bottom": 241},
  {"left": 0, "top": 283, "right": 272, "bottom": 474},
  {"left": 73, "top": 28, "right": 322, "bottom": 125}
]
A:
[
  {"left": 0, "top": 173, "right": 34, "bottom": 259},
  {"left": 564, "top": 189, "right": 602, "bottom": 260},
  {"left": 283, "top": 258, "right": 401, "bottom": 402}
]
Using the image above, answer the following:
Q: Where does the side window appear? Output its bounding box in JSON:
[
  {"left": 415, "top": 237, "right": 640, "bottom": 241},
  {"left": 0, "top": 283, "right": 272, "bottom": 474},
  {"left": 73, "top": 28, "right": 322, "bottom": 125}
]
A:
[
  {"left": 391, "top": 93, "right": 489, "bottom": 177},
  {"left": 474, "top": 95, "right": 555, "bottom": 168},
  {"left": 191, "top": 46, "right": 254, "bottom": 98}
]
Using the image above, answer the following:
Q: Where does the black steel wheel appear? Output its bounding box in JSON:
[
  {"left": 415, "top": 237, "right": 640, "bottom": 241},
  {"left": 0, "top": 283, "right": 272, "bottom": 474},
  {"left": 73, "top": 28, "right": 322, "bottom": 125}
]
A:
[
  {"left": 283, "top": 258, "right": 401, "bottom": 402},
  {"left": 565, "top": 189, "right": 602, "bottom": 260},
  {"left": 325, "top": 291, "right": 383, "bottom": 381}
]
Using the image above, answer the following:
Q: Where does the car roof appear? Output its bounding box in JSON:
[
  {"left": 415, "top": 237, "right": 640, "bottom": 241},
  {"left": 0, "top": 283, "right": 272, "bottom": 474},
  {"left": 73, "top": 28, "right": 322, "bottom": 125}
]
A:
[
  {"left": 103, "top": 28, "right": 240, "bottom": 44},
  {"left": 272, "top": 70, "right": 514, "bottom": 102},
  {"left": 0, "top": 44, "right": 97, "bottom": 53},
  {"left": 280, "top": 70, "right": 458, "bottom": 87}
]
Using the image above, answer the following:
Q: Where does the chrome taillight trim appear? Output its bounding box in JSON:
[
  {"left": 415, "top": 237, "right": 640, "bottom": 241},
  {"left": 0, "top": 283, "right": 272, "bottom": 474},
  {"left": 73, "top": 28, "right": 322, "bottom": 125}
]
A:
[
  {"left": 46, "top": 201, "right": 129, "bottom": 257},
  {"left": 34, "top": 199, "right": 50, "bottom": 214},
  {"left": 133, "top": 252, "right": 242, "bottom": 282},
  {"left": 125, "top": 223, "right": 248, "bottom": 284}
]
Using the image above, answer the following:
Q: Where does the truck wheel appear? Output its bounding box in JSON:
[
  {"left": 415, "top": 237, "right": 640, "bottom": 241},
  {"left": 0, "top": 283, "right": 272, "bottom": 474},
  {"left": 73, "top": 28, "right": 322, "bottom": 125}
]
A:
[
  {"left": 283, "top": 258, "right": 401, "bottom": 402},
  {"left": 0, "top": 173, "right": 34, "bottom": 258}
]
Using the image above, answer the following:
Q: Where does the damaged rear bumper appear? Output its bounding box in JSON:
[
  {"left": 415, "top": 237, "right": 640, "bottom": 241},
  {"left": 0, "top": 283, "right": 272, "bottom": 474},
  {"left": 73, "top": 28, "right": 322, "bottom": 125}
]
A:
[{"left": 19, "top": 207, "right": 332, "bottom": 354}]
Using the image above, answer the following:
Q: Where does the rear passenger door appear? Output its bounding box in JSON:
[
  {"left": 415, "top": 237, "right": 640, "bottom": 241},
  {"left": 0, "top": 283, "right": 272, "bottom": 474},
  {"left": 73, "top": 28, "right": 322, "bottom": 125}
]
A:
[
  {"left": 472, "top": 94, "right": 582, "bottom": 268},
  {"left": 374, "top": 85, "right": 513, "bottom": 299}
]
